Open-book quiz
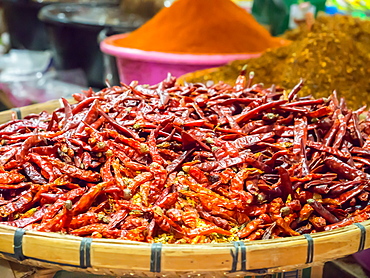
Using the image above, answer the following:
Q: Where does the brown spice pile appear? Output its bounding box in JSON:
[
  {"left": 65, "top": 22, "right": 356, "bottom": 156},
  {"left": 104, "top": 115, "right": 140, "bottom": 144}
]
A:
[{"left": 182, "top": 15, "right": 370, "bottom": 109}]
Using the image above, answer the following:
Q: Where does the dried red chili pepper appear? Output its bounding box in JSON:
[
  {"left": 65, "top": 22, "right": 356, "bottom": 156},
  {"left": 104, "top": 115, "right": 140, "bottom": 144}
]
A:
[
  {"left": 0, "top": 75, "right": 369, "bottom": 243},
  {"left": 306, "top": 199, "right": 339, "bottom": 224}
]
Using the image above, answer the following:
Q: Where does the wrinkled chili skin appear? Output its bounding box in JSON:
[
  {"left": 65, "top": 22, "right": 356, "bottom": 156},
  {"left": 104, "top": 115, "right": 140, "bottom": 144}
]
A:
[
  {"left": 0, "top": 75, "right": 370, "bottom": 243},
  {"left": 325, "top": 156, "right": 368, "bottom": 180},
  {"left": 306, "top": 199, "right": 339, "bottom": 224}
]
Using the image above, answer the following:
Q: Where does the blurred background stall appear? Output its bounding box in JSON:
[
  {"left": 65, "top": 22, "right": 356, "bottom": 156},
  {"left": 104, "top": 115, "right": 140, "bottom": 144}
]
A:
[
  {"left": 1, "top": 0, "right": 369, "bottom": 110},
  {"left": 1, "top": 0, "right": 370, "bottom": 277},
  {"left": 0, "top": 0, "right": 152, "bottom": 108}
]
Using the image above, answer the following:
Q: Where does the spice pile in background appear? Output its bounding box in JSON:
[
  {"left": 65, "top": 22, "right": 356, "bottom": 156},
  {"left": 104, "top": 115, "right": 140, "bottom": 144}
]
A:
[
  {"left": 182, "top": 15, "right": 370, "bottom": 109},
  {"left": 113, "top": 0, "right": 286, "bottom": 54}
]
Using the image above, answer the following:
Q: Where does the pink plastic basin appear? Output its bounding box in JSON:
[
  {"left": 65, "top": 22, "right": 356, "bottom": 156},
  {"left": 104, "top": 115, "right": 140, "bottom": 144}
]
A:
[{"left": 100, "top": 33, "right": 262, "bottom": 85}]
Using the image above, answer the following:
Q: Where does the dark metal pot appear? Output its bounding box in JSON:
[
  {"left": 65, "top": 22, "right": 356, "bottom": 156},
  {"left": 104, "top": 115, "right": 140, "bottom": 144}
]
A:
[
  {"left": 1, "top": 0, "right": 50, "bottom": 50},
  {"left": 38, "top": 3, "right": 144, "bottom": 88}
]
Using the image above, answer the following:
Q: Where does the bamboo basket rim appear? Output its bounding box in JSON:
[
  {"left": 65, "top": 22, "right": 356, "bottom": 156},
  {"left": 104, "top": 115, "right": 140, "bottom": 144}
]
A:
[
  {"left": 0, "top": 99, "right": 369, "bottom": 275},
  {"left": 1, "top": 219, "right": 368, "bottom": 246},
  {"left": 0, "top": 219, "right": 369, "bottom": 275}
]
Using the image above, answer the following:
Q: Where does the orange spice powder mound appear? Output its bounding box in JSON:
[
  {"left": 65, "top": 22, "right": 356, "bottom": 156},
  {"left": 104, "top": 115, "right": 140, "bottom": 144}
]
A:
[{"left": 113, "top": 0, "right": 285, "bottom": 54}]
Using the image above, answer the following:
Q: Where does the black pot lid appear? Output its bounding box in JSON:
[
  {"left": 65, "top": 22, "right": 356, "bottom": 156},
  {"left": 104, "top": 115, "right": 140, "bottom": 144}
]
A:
[
  {"left": 38, "top": 3, "right": 145, "bottom": 29},
  {"left": 33, "top": 0, "right": 119, "bottom": 3}
]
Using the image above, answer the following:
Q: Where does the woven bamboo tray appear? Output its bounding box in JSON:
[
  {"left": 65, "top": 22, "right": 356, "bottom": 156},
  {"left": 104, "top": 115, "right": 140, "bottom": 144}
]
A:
[{"left": 0, "top": 99, "right": 369, "bottom": 277}]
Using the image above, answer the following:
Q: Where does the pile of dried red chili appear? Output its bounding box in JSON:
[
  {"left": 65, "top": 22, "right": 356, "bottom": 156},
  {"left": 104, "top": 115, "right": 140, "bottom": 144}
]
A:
[{"left": 0, "top": 73, "right": 370, "bottom": 244}]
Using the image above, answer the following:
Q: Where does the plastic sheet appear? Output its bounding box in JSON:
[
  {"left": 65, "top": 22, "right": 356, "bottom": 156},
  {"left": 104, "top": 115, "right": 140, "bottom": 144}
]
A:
[{"left": 0, "top": 49, "right": 88, "bottom": 107}]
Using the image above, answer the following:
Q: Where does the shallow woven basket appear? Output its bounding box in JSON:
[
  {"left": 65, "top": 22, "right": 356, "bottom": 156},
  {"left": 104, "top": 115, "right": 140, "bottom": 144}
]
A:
[{"left": 0, "top": 100, "right": 369, "bottom": 277}]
